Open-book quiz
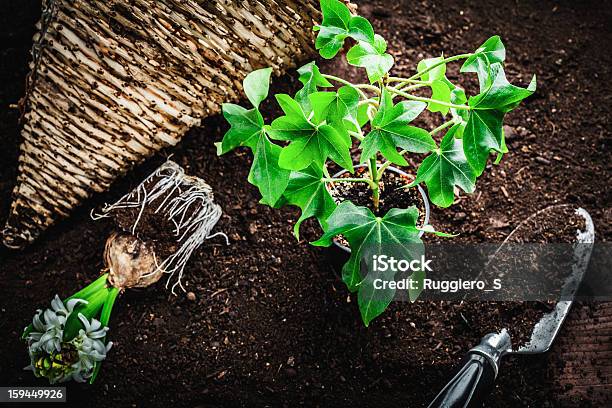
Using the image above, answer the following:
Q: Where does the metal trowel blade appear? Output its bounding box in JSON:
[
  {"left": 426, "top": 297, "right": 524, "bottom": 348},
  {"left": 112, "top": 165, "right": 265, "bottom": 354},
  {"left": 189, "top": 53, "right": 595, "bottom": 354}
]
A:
[{"left": 514, "top": 208, "right": 595, "bottom": 354}]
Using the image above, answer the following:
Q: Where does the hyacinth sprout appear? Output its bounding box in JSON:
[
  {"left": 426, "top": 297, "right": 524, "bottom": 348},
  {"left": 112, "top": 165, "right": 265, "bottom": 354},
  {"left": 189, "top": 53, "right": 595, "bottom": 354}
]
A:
[{"left": 23, "top": 276, "right": 117, "bottom": 383}]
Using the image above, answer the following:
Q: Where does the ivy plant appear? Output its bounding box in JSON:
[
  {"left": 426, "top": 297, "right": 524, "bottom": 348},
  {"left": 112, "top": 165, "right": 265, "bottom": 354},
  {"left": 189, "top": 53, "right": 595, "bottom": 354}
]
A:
[{"left": 217, "top": 0, "right": 535, "bottom": 325}]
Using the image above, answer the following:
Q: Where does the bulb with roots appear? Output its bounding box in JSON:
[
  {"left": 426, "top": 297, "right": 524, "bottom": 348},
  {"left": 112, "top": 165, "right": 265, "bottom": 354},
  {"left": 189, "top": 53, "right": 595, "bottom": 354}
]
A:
[
  {"left": 104, "top": 232, "right": 163, "bottom": 290},
  {"left": 23, "top": 161, "right": 228, "bottom": 384}
]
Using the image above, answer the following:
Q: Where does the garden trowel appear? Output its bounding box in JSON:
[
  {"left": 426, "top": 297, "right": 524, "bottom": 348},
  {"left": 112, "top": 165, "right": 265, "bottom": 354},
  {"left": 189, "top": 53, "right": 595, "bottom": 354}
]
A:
[{"left": 428, "top": 207, "right": 595, "bottom": 408}]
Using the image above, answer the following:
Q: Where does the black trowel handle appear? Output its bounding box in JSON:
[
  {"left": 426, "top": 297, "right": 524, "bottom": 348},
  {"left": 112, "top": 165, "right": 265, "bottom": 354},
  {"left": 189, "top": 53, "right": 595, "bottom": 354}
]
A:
[
  {"left": 428, "top": 331, "right": 511, "bottom": 408},
  {"left": 427, "top": 351, "right": 496, "bottom": 408}
]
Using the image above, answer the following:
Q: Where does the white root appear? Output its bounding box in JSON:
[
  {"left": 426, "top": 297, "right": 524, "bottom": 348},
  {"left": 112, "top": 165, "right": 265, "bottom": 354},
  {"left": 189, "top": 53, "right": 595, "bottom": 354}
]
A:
[
  {"left": 3, "top": 0, "right": 320, "bottom": 249},
  {"left": 94, "top": 160, "right": 228, "bottom": 294}
]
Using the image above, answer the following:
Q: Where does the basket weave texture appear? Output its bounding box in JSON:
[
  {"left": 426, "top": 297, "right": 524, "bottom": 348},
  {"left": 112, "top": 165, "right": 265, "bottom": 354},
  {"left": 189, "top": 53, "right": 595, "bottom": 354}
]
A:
[{"left": 3, "top": 0, "right": 318, "bottom": 249}]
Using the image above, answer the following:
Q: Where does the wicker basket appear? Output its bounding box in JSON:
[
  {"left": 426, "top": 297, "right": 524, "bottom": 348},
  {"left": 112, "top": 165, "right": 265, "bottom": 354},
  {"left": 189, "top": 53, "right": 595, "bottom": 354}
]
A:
[{"left": 3, "top": 0, "right": 319, "bottom": 249}]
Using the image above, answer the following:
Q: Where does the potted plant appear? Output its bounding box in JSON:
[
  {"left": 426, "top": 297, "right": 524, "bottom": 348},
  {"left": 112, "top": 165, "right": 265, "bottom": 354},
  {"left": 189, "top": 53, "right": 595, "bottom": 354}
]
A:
[{"left": 217, "top": 0, "right": 535, "bottom": 325}]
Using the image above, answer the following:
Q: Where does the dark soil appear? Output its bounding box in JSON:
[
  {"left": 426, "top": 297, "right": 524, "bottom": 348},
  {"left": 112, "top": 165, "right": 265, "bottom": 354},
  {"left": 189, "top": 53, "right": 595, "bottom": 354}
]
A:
[
  {"left": 328, "top": 166, "right": 426, "bottom": 221},
  {"left": 484, "top": 206, "right": 590, "bottom": 306},
  {"left": 109, "top": 174, "right": 200, "bottom": 261},
  {"left": 328, "top": 167, "right": 426, "bottom": 252},
  {"left": 1, "top": 1, "right": 611, "bottom": 407},
  {"left": 508, "top": 205, "right": 588, "bottom": 244}
]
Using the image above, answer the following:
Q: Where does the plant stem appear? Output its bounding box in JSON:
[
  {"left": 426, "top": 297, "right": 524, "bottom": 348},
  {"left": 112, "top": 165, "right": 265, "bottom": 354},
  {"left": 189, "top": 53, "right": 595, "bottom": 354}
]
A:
[
  {"left": 406, "top": 53, "right": 473, "bottom": 81},
  {"left": 100, "top": 287, "right": 120, "bottom": 327},
  {"left": 89, "top": 286, "right": 120, "bottom": 384},
  {"left": 376, "top": 160, "right": 395, "bottom": 179},
  {"left": 366, "top": 104, "right": 376, "bottom": 121},
  {"left": 376, "top": 120, "right": 457, "bottom": 178},
  {"left": 387, "top": 86, "right": 470, "bottom": 110},
  {"left": 66, "top": 273, "right": 109, "bottom": 302},
  {"left": 396, "top": 83, "right": 428, "bottom": 93},
  {"left": 322, "top": 163, "right": 331, "bottom": 178},
  {"left": 387, "top": 77, "right": 430, "bottom": 85},
  {"left": 348, "top": 130, "right": 364, "bottom": 141},
  {"left": 430, "top": 120, "right": 456, "bottom": 135},
  {"left": 369, "top": 158, "right": 380, "bottom": 212},
  {"left": 331, "top": 76, "right": 380, "bottom": 91},
  {"left": 358, "top": 98, "right": 379, "bottom": 107},
  {"left": 322, "top": 74, "right": 380, "bottom": 98}
]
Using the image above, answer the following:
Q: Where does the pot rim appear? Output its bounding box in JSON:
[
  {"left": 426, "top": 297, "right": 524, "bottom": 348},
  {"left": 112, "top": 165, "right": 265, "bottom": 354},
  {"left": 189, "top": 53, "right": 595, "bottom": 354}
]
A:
[{"left": 327, "top": 164, "right": 431, "bottom": 253}]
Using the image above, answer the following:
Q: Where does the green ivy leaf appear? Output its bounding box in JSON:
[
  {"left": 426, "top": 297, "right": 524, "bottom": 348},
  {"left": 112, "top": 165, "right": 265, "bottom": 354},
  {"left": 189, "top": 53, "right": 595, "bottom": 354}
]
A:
[
  {"left": 217, "top": 82, "right": 290, "bottom": 206},
  {"left": 248, "top": 134, "right": 290, "bottom": 206},
  {"left": 267, "top": 94, "right": 313, "bottom": 139},
  {"left": 463, "top": 63, "right": 536, "bottom": 175},
  {"left": 446, "top": 81, "right": 469, "bottom": 125},
  {"left": 312, "top": 201, "right": 424, "bottom": 326},
  {"left": 346, "top": 35, "right": 394, "bottom": 83},
  {"left": 216, "top": 103, "right": 264, "bottom": 154},
  {"left": 462, "top": 36, "right": 506, "bottom": 70},
  {"left": 416, "top": 57, "right": 451, "bottom": 115},
  {"left": 315, "top": 0, "right": 375, "bottom": 59},
  {"left": 348, "top": 16, "right": 375, "bottom": 43},
  {"left": 217, "top": 67, "right": 275, "bottom": 155},
  {"left": 315, "top": 26, "right": 348, "bottom": 59},
  {"left": 320, "top": 0, "right": 351, "bottom": 31},
  {"left": 315, "top": 0, "right": 351, "bottom": 59},
  {"left": 268, "top": 94, "right": 353, "bottom": 171},
  {"left": 461, "top": 36, "right": 506, "bottom": 91},
  {"left": 463, "top": 108, "right": 504, "bottom": 176},
  {"left": 417, "top": 56, "right": 446, "bottom": 82},
  {"left": 308, "top": 92, "right": 338, "bottom": 124},
  {"left": 410, "top": 124, "right": 475, "bottom": 207},
  {"left": 360, "top": 89, "right": 434, "bottom": 165},
  {"left": 344, "top": 102, "right": 371, "bottom": 134},
  {"left": 469, "top": 63, "right": 537, "bottom": 112},
  {"left": 278, "top": 125, "right": 353, "bottom": 171},
  {"left": 332, "top": 86, "right": 360, "bottom": 122},
  {"left": 428, "top": 80, "right": 452, "bottom": 115},
  {"left": 295, "top": 61, "right": 333, "bottom": 112},
  {"left": 283, "top": 165, "right": 336, "bottom": 239},
  {"left": 243, "top": 67, "right": 273, "bottom": 109},
  {"left": 356, "top": 103, "right": 370, "bottom": 126},
  {"left": 308, "top": 86, "right": 360, "bottom": 125}
]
